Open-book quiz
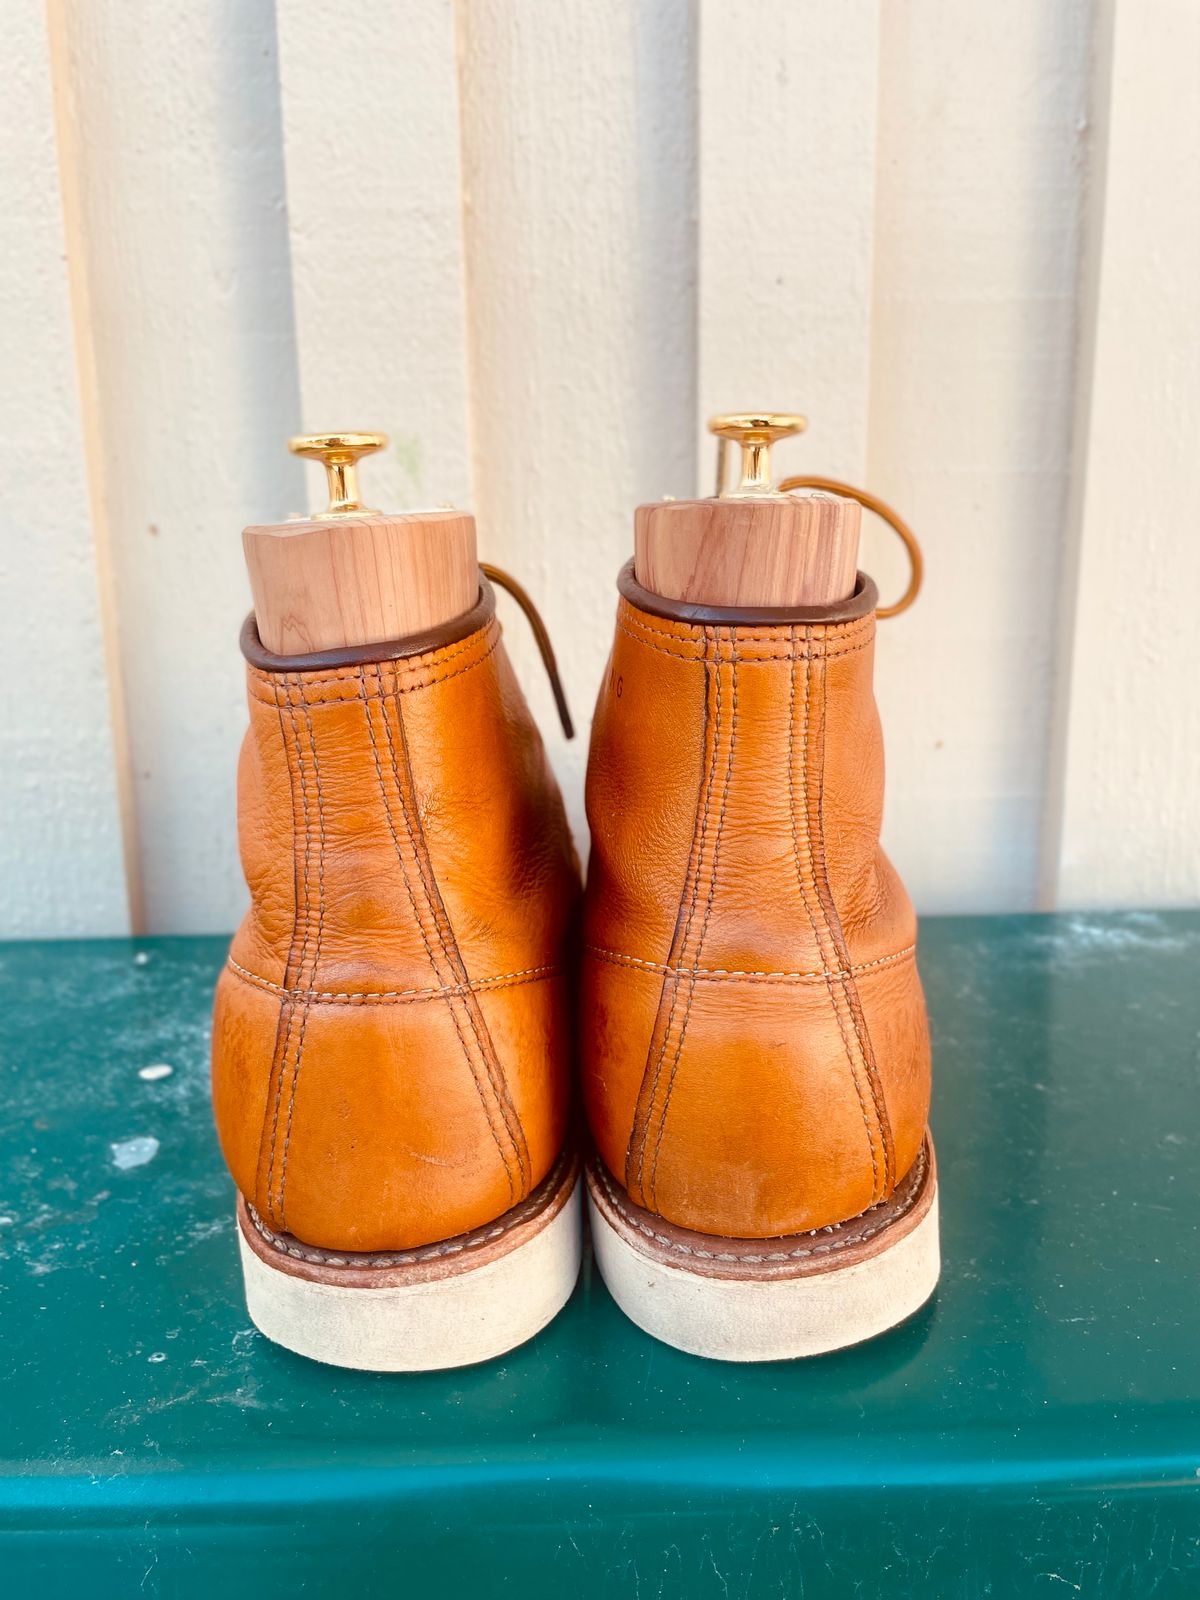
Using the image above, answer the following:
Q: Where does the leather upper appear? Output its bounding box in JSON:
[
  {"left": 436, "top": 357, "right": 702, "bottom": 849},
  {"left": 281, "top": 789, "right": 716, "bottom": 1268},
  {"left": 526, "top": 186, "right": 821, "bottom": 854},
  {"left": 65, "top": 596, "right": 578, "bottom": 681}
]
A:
[
  {"left": 211, "top": 577, "right": 579, "bottom": 1253},
  {"left": 581, "top": 562, "right": 931, "bottom": 1239}
]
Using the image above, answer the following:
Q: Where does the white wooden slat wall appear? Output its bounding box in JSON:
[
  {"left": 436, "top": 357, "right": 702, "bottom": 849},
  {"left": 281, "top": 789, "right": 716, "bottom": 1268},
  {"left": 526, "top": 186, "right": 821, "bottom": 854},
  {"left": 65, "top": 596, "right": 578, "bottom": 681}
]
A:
[
  {"left": 2, "top": 0, "right": 1197, "bottom": 938},
  {"left": 868, "top": 0, "right": 1094, "bottom": 912},
  {"left": 457, "top": 0, "right": 697, "bottom": 841},
  {"left": 276, "top": 0, "right": 473, "bottom": 517},
  {"left": 43, "top": 0, "right": 301, "bottom": 936},
  {"left": 1045, "top": 0, "right": 1200, "bottom": 908},
  {"left": 1, "top": 3, "right": 128, "bottom": 937}
]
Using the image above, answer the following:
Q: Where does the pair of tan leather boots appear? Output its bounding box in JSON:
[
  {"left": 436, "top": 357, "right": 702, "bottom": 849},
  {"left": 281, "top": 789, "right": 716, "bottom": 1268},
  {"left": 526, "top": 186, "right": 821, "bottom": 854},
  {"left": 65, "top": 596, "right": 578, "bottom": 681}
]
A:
[{"left": 211, "top": 438, "right": 937, "bottom": 1371}]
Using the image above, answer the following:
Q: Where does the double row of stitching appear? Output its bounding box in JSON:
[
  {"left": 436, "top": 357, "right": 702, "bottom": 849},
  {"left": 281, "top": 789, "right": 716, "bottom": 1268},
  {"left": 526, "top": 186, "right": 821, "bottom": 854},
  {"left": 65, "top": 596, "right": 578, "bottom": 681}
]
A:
[
  {"left": 789, "top": 627, "right": 895, "bottom": 1200},
  {"left": 624, "top": 627, "right": 739, "bottom": 1210},
  {"left": 227, "top": 956, "right": 562, "bottom": 1003},
  {"left": 617, "top": 601, "right": 874, "bottom": 649},
  {"left": 246, "top": 625, "right": 500, "bottom": 709},
  {"left": 616, "top": 617, "right": 873, "bottom": 667},
  {"left": 256, "top": 675, "right": 326, "bottom": 1232},
  {"left": 585, "top": 944, "right": 917, "bottom": 983},
  {"left": 360, "top": 662, "right": 531, "bottom": 1203}
]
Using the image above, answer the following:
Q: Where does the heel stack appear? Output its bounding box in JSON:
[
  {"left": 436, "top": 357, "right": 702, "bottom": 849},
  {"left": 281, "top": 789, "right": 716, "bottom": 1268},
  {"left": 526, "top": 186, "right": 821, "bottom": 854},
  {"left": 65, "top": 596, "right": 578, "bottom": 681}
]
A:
[
  {"left": 237, "top": 1154, "right": 581, "bottom": 1371},
  {"left": 587, "top": 1143, "right": 939, "bottom": 1362}
]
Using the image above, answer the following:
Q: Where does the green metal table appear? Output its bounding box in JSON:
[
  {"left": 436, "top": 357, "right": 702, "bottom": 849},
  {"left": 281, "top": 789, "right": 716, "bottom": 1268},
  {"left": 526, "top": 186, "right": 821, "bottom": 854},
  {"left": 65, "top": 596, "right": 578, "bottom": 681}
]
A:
[{"left": 1, "top": 913, "right": 1198, "bottom": 1597}]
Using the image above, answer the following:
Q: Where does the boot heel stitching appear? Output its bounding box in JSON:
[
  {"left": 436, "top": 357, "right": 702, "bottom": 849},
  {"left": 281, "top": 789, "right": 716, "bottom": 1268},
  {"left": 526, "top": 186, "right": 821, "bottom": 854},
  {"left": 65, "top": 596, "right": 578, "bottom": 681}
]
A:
[
  {"left": 379, "top": 668, "right": 531, "bottom": 1198},
  {"left": 649, "top": 630, "right": 738, "bottom": 1207},
  {"left": 226, "top": 956, "right": 562, "bottom": 1003},
  {"left": 626, "top": 629, "right": 721, "bottom": 1197},
  {"left": 812, "top": 647, "right": 895, "bottom": 1192},
  {"left": 361, "top": 667, "right": 518, "bottom": 1200},
  {"left": 276, "top": 685, "right": 326, "bottom": 1225},
  {"left": 790, "top": 629, "right": 882, "bottom": 1198}
]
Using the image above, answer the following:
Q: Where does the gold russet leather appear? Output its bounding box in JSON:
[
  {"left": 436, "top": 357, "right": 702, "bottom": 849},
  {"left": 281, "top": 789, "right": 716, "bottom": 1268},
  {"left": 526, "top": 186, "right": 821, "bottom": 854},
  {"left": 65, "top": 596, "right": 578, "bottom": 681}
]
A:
[
  {"left": 211, "top": 574, "right": 579, "bottom": 1254},
  {"left": 581, "top": 561, "right": 931, "bottom": 1240}
]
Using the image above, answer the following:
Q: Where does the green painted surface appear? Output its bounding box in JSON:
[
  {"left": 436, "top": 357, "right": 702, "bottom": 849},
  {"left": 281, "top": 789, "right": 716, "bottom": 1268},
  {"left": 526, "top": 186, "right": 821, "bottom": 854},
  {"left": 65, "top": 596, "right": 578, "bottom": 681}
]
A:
[{"left": 1, "top": 913, "right": 1198, "bottom": 1597}]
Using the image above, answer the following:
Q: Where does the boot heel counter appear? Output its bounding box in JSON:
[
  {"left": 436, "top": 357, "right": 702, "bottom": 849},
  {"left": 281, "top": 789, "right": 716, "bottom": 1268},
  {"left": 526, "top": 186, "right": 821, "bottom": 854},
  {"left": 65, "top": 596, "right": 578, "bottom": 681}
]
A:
[
  {"left": 214, "top": 601, "right": 576, "bottom": 1254},
  {"left": 582, "top": 573, "right": 932, "bottom": 1240}
]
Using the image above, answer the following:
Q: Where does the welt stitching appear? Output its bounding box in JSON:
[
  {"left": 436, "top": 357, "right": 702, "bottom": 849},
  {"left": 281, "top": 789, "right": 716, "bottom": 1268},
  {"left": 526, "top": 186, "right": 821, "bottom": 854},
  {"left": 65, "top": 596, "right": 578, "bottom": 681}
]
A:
[
  {"left": 359, "top": 666, "right": 516, "bottom": 1192},
  {"left": 378, "top": 663, "right": 528, "bottom": 1198},
  {"left": 790, "top": 627, "right": 880, "bottom": 1196},
  {"left": 649, "top": 628, "right": 738, "bottom": 1207},
  {"left": 627, "top": 629, "right": 719, "bottom": 1197},
  {"left": 247, "top": 1148, "right": 572, "bottom": 1269},
  {"left": 227, "top": 957, "right": 562, "bottom": 1002},
  {"left": 277, "top": 687, "right": 327, "bottom": 1224},
  {"left": 582, "top": 946, "right": 918, "bottom": 982},
  {"left": 247, "top": 629, "right": 500, "bottom": 704},
  {"left": 814, "top": 651, "right": 895, "bottom": 1192},
  {"left": 594, "top": 1146, "right": 927, "bottom": 1264}
]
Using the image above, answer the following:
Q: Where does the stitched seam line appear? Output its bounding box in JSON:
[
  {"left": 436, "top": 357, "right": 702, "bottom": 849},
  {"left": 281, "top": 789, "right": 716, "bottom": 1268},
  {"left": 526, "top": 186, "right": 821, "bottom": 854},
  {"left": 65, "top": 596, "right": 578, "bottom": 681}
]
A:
[
  {"left": 616, "top": 620, "right": 872, "bottom": 666},
  {"left": 266, "top": 682, "right": 317, "bottom": 1224},
  {"left": 247, "top": 624, "right": 493, "bottom": 689},
  {"left": 813, "top": 647, "right": 895, "bottom": 1192},
  {"left": 226, "top": 959, "right": 562, "bottom": 1002},
  {"left": 593, "top": 1146, "right": 927, "bottom": 1265},
  {"left": 376, "top": 663, "right": 530, "bottom": 1199},
  {"left": 247, "top": 628, "right": 500, "bottom": 705},
  {"left": 626, "top": 630, "right": 720, "bottom": 1198},
  {"left": 803, "top": 632, "right": 882, "bottom": 1192},
  {"left": 258, "top": 675, "right": 302, "bottom": 1228},
  {"left": 648, "top": 628, "right": 738, "bottom": 1208},
  {"left": 276, "top": 687, "right": 326, "bottom": 1227},
  {"left": 617, "top": 607, "right": 873, "bottom": 648},
  {"left": 790, "top": 628, "right": 881, "bottom": 1196},
  {"left": 360, "top": 667, "right": 516, "bottom": 1196},
  {"left": 274, "top": 681, "right": 317, "bottom": 1224},
  {"left": 583, "top": 944, "right": 917, "bottom": 982}
]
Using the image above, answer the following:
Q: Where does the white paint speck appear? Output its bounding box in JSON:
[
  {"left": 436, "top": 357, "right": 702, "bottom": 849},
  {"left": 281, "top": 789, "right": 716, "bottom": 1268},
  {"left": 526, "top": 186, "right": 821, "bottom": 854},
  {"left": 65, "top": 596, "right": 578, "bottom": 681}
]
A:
[
  {"left": 0, "top": 1216, "right": 13, "bottom": 1227},
  {"left": 148, "top": 1351, "right": 167, "bottom": 1364},
  {"left": 138, "top": 1064, "right": 173, "bottom": 1082},
  {"left": 110, "top": 1136, "right": 160, "bottom": 1170},
  {"left": 133, "top": 951, "right": 151, "bottom": 967}
]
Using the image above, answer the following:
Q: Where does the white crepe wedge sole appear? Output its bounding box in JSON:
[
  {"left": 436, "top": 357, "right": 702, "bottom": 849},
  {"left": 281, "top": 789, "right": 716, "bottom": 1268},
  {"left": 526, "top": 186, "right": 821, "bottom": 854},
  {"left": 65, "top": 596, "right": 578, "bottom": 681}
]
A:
[
  {"left": 237, "top": 1153, "right": 581, "bottom": 1371},
  {"left": 588, "top": 1141, "right": 939, "bottom": 1362}
]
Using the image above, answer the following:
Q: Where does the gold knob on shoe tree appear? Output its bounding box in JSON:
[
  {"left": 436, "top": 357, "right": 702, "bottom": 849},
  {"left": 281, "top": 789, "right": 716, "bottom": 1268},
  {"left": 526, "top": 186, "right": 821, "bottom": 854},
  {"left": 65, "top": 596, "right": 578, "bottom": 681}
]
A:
[
  {"left": 289, "top": 431, "right": 387, "bottom": 519},
  {"left": 708, "top": 412, "right": 807, "bottom": 499}
]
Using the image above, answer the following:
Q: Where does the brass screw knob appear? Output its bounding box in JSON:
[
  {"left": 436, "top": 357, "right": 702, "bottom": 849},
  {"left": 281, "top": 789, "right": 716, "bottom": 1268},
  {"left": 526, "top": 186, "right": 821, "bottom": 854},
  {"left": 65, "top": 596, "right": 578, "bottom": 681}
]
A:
[
  {"left": 289, "top": 431, "right": 387, "bottom": 518},
  {"left": 708, "top": 412, "right": 807, "bottom": 498}
]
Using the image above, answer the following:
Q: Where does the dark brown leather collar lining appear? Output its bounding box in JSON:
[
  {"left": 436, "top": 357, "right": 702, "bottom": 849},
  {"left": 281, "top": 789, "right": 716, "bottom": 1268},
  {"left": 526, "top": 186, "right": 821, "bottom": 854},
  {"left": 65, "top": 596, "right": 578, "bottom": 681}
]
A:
[
  {"left": 241, "top": 572, "right": 496, "bottom": 673},
  {"left": 617, "top": 559, "right": 878, "bottom": 627}
]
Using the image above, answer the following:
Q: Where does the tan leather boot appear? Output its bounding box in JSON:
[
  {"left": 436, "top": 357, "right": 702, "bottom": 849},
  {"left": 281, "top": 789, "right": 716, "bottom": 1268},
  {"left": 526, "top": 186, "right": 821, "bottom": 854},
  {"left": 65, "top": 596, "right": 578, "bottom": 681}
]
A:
[
  {"left": 212, "top": 575, "right": 581, "bottom": 1369},
  {"left": 581, "top": 563, "right": 938, "bottom": 1360}
]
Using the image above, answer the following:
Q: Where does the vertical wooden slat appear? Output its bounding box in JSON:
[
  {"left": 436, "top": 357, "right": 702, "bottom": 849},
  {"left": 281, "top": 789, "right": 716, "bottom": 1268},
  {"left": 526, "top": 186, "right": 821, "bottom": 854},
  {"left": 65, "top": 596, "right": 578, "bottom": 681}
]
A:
[
  {"left": 866, "top": 1, "right": 1092, "bottom": 912},
  {"left": 456, "top": 0, "right": 698, "bottom": 838},
  {"left": 0, "top": 4, "right": 128, "bottom": 937},
  {"left": 50, "top": 0, "right": 302, "bottom": 934},
  {"left": 275, "top": 0, "right": 473, "bottom": 512},
  {"left": 698, "top": 1, "right": 881, "bottom": 486},
  {"left": 1044, "top": 0, "right": 1200, "bottom": 908}
]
